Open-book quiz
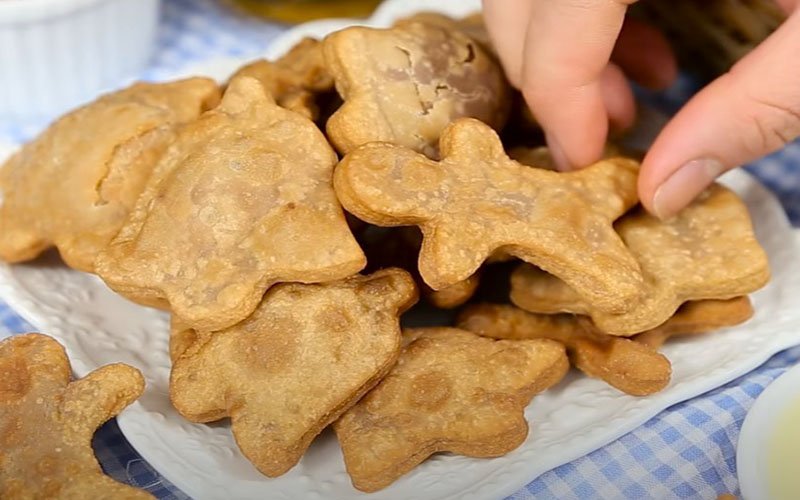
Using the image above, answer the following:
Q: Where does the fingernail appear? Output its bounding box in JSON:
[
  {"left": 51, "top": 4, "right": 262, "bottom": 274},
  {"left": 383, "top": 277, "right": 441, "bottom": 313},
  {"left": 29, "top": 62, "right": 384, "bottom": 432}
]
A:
[
  {"left": 652, "top": 158, "right": 725, "bottom": 219},
  {"left": 545, "top": 132, "right": 573, "bottom": 171}
]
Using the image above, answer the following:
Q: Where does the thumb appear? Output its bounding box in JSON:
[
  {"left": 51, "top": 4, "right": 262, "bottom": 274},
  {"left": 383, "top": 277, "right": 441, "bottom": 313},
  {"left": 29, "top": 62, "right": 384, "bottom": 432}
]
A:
[{"left": 639, "top": 10, "right": 800, "bottom": 219}]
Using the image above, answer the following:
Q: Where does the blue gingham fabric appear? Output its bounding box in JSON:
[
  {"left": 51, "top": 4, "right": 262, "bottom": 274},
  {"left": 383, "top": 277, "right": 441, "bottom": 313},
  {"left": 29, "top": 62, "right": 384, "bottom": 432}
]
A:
[{"left": 1, "top": 1, "right": 799, "bottom": 499}]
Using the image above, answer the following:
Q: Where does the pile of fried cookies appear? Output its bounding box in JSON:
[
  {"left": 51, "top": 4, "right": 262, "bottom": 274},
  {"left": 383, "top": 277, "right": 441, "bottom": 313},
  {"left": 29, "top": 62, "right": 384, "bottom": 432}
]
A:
[{"left": 0, "top": 11, "right": 770, "bottom": 497}]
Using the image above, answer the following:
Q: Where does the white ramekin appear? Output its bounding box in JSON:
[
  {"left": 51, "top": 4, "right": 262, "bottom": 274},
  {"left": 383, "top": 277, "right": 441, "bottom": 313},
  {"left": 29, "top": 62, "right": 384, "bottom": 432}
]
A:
[{"left": 0, "top": 0, "right": 161, "bottom": 121}]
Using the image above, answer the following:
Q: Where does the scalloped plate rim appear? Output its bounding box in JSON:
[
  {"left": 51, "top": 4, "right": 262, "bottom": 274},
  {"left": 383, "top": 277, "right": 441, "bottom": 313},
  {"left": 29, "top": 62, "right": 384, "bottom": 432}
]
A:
[{"left": 1, "top": 0, "right": 800, "bottom": 498}]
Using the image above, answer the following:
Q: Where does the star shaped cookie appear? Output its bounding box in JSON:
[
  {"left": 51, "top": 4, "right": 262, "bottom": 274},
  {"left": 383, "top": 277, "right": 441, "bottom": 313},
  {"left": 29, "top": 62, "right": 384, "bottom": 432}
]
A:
[
  {"left": 333, "top": 327, "right": 568, "bottom": 492},
  {"left": 96, "top": 76, "right": 366, "bottom": 332},
  {"left": 334, "top": 117, "right": 644, "bottom": 314},
  {"left": 510, "top": 184, "right": 769, "bottom": 335},
  {"left": 229, "top": 37, "right": 333, "bottom": 120},
  {"left": 0, "top": 334, "right": 151, "bottom": 500},
  {"left": 170, "top": 269, "right": 418, "bottom": 477}
]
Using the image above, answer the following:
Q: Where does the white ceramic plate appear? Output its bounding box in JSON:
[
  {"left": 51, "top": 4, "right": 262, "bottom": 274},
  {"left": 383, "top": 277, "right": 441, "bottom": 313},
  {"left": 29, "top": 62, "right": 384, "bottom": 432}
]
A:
[
  {"left": 737, "top": 361, "right": 800, "bottom": 500},
  {"left": 2, "top": 1, "right": 800, "bottom": 499}
]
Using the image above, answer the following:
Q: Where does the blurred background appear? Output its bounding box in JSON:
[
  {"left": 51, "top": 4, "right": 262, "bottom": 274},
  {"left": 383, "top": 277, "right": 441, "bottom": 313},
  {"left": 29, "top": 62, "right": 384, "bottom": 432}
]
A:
[
  {"left": 224, "top": 0, "right": 382, "bottom": 22},
  {"left": 0, "top": 0, "right": 785, "bottom": 136}
]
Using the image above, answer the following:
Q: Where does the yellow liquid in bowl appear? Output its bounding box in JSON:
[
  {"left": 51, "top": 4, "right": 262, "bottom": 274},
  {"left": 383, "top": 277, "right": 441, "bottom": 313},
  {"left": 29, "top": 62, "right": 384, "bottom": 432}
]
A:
[
  {"left": 226, "top": 0, "right": 382, "bottom": 23},
  {"left": 768, "top": 395, "right": 800, "bottom": 500}
]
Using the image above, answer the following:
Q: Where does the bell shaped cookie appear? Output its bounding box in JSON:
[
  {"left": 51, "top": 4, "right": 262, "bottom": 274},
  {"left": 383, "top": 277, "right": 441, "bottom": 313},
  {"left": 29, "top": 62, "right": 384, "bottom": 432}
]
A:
[
  {"left": 96, "top": 76, "right": 365, "bottom": 331},
  {"left": 511, "top": 184, "right": 769, "bottom": 335}
]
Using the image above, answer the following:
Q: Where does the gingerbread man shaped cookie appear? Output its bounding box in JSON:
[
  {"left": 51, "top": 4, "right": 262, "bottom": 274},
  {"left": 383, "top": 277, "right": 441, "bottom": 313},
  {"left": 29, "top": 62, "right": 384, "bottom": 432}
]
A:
[
  {"left": 335, "top": 117, "right": 644, "bottom": 314},
  {"left": 0, "top": 334, "right": 152, "bottom": 500}
]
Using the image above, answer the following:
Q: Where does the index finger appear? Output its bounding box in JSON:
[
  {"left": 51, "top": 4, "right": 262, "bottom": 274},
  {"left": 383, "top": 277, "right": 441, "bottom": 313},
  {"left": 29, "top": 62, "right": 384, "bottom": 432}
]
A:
[{"left": 521, "top": 0, "right": 636, "bottom": 168}]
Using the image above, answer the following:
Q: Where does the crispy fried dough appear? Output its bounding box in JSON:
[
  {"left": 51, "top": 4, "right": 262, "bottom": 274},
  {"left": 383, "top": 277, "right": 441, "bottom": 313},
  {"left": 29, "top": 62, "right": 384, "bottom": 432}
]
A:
[
  {"left": 322, "top": 21, "right": 510, "bottom": 157},
  {"left": 0, "top": 79, "right": 220, "bottom": 271},
  {"left": 334, "top": 117, "right": 643, "bottom": 313},
  {"left": 359, "top": 226, "right": 480, "bottom": 308},
  {"left": 229, "top": 37, "right": 333, "bottom": 120},
  {"left": 426, "top": 272, "right": 481, "bottom": 308},
  {"left": 0, "top": 334, "right": 150, "bottom": 499},
  {"left": 511, "top": 184, "right": 769, "bottom": 335},
  {"left": 334, "top": 327, "right": 568, "bottom": 492},
  {"left": 458, "top": 304, "right": 660, "bottom": 395},
  {"left": 96, "top": 77, "right": 365, "bottom": 331},
  {"left": 170, "top": 269, "right": 418, "bottom": 477},
  {"left": 458, "top": 299, "right": 752, "bottom": 395},
  {"left": 634, "top": 296, "right": 754, "bottom": 348}
]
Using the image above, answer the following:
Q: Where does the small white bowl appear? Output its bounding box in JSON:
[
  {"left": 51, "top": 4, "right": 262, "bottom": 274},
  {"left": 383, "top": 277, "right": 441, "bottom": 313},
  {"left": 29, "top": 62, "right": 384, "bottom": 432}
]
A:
[
  {"left": 0, "top": 0, "right": 161, "bottom": 121},
  {"left": 737, "top": 361, "right": 800, "bottom": 500}
]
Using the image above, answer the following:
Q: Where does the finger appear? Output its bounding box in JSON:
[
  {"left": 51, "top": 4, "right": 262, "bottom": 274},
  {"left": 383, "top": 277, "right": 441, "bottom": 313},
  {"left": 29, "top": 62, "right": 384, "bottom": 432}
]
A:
[
  {"left": 520, "top": 0, "right": 637, "bottom": 169},
  {"left": 549, "top": 63, "right": 635, "bottom": 171},
  {"left": 482, "top": 0, "right": 534, "bottom": 87},
  {"left": 612, "top": 18, "right": 678, "bottom": 90},
  {"left": 602, "top": 62, "right": 636, "bottom": 132},
  {"left": 776, "top": 0, "right": 798, "bottom": 13},
  {"left": 639, "top": 10, "right": 800, "bottom": 219}
]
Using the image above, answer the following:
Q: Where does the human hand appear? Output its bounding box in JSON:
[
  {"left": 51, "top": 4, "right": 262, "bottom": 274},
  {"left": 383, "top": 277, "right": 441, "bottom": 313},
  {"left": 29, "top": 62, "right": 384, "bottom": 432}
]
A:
[{"left": 483, "top": 0, "right": 800, "bottom": 218}]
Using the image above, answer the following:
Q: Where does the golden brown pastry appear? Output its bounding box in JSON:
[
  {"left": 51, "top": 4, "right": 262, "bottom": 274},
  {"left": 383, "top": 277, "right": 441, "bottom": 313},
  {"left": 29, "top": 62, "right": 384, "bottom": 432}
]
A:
[
  {"left": 0, "top": 78, "right": 221, "bottom": 271},
  {"left": 334, "top": 117, "right": 644, "bottom": 314},
  {"left": 334, "top": 327, "right": 568, "bottom": 492},
  {"left": 170, "top": 269, "right": 418, "bottom": 477},
  {"left": 510, "top": 184, "right": 769, "bottom": 335},
  {"left": 0, "top": 334, "right": 151, "bottom": 500},
  {"left": 322, "top": 21, "right": 510, "bottom": 158},
  {"left": 96, "top": 76, "right": 365, "bottom": 332}
]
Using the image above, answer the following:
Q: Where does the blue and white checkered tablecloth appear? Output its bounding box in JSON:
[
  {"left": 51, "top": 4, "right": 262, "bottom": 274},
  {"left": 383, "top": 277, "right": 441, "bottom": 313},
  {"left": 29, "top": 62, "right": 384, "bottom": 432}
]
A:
[{"left": 2, "top": 1, "right": 800, "bottom": 499}]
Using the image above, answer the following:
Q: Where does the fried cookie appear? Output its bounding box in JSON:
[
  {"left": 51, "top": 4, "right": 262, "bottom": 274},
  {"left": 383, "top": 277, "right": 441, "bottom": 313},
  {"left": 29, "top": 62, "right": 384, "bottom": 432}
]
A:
[
  {"left": 391, "top": 227, "right": 482, "bottom": 309},
  {"left": 0, "top": 78, "right": 221, "bottom": 271},
  {"left": 0, "top": 334, "right": 151, "bottom": 500},
  {"left": 457, "top": 303, "right": 661, "bottom": 395},
  {"left": 426, "top": 272, "right": 481, "bottom": 308},
  {"left": 322, "top": 21, "right": 510, "bottom": 158},
  {"left": 459, "top": 299, "right": 752, "bottom": 395},
  {"left": 508, "top": 143, "right": 629, "bottom": 171},
  {"left": 168, "top": 317, "right": 197, "bottom": 363},
  {"left": 359, "top": 226, "right": 480, "bottom": 309},
  {"left": 96, "top": 76, "right": 366, "bottom": 332},
  {"left": 170, "top": 269, "right": 418, "bottom": 477},
  {"left": 394, "top": 12, "right": 494, "bottom": 55},
  {"left": 229, "top": 37, "right": 333, "bottom": 120},
  {"left": 335, "top": 117, "right": 643, "bottom": 313},
  {"left": 334, "top": 327, "right": 568, "bottom": 492},
  {"left": 510, "top": 184, "right": 769, "bottom": 335},
  {"left": 634, "top": 296, "right": 754, "bottom": 349},
  {"left": 510, "top": 265, "right": 587, "bottom": 314}
]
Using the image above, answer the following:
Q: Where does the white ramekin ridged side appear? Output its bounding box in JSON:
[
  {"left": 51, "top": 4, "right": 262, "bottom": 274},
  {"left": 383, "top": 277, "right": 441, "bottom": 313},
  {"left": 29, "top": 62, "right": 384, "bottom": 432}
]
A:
[{"left": 0, "top": 0, "right": 161, "bottom": 120}]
